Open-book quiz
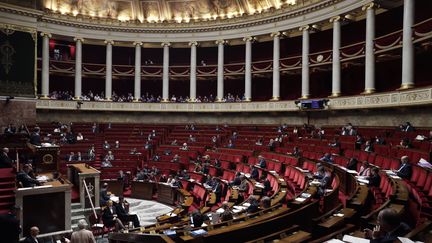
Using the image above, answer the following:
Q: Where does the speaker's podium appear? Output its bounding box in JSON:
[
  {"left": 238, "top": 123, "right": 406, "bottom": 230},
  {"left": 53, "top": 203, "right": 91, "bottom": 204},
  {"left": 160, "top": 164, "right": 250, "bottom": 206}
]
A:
[
  {"left": 15, "top": 173, "right": 73, "bottom": 238},
  {"left": 67, "top": 163, "right": 101, "bottom": 209}
]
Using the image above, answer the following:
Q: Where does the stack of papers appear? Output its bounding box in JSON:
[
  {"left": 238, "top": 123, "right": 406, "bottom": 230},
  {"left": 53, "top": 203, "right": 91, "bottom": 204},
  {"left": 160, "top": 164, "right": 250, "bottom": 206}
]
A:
[
  {"left": 342, "top": 235, "right": 370, "bottom": 243},
  {"left": 294, "top": 197, "right": 306, "bottom": 202}
]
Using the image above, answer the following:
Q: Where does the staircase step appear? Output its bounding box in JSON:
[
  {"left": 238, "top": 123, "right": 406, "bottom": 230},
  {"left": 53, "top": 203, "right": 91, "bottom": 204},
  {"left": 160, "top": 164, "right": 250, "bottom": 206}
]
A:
[{"left": 71, "top": 203, "right": 82, "bottom": 210}]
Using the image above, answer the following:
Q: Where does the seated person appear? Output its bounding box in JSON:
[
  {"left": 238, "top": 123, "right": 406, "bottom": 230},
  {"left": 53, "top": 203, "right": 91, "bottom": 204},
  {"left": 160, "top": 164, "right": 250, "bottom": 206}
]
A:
[
  {"left": 104, "top": 151, "right": 115, "bottom": 161},
  {"left": 152, "top": 154, "right": 160, "bottom": 161},
  {"left": 219, "top": 202, "right": 234, "bottom": 222},
  {"left": 102, "top": 200, "right": 126, "bottom": 232},
  {"left": 115, "top": 196, "right": 140, "bottom": 228},
  {"left": 328, "top": 138, "right": 340, "bottom": 147},
  {"left": 103, "top": 140, "right": 110, "bottom": 150},
  {"left": 76, "top": 152, "right": 83, "bottom": 161},
  {"left": 170, "top": 139, "right": 178, "bottom": 146},
  {"left": 136, "top": 169, "right": 149, "bottom": 181},
  {"left": 359, "top": 161, "right": 372, "bottom": 176},
  {"left": 66, "top": 152, "right": 76, "bottom": 162},
  {"left": 29, "top": 127, "right": 41, "bottom": 146},
  {"left": 188, "top": 135, "right": 196, "bottom": 143},
  {"left": 226, "top": 140, "right": 235, "bottom": 148},
  {"left": 394, "top": 156, "right": 412, "bottom": 179},
  {"left": 114, "top": 141, "right": 120, "bottom": 149},
  {"left": 179, "top": 170, "right": 190, "bottom": 180},
  {"left": 100, "top": 183, "right": 111, "bottom": 206},
  {"left": 262, "top": 178, "right": 272, "bottom": 196},
  {"left": 0, "top": 147, "right": 14, "bottom": 168},
  {"left": 255, "top": 138, "right": 263, "bottom": 146},
  {"left": 17, "top": 164, "right": 41, "bottom": 187},
  {"left": 315, "top": 166, "right": 332, "bottom": 198},
  {"left": 367, "top": 167, "right": 381, "bottom": 188},
  {"left": 171, "top": 176, "right": 182, "bottom": 188},
  {"left": 246, "top": 196, "right": 260, "bottom": 214},
  {"left": 76, "top": 133, "right": 84, "bottom": 141},
  {"left": 171, "top": 154, "right": 180, "bottom": 163},
  {"left": 290, "top": 146, "right": 301, "bottom": 158},
  {"left": 364, "top": 140, "right": 374, "bottom": 153},
  {"left": 144, "top": 141, "right": 152, "bottom": 150},
  {"left": 180, "top": 143, "right": 189, "bottom": 151},
  {"left": 88, "top": 146, "right": 96, "bottom": 160},
  {"left": 230, "top": 172, "right": 242, "bottom": 186},
  {"left": 398, "top": 138, "right": 412, "bottom": 149},
  {"left": 129, "top": 148, "right": 138, "bottom": 155},
  {"left": 346, "top": 158, "right": 358, "bottom": 171},
  {"left": 101, "top": 158, "right": 113, "bottom": 168},
  {"left": 257, "top": 155, "right": 266, "bottom": 169},
  {"left": 319, "top": 153, "right": 334, "bottom": 163},
  {"left": 260, "top": 196, "right": 271, "bottom": 209},
  {"left": 364, "top": 208, "right": 411, "bottom": 243},
  {"left": 250, "top": 166, "right": 259, "bottom": 180},
  {"left": 191, "top": 210, "right": 209, "bottom": 227}
]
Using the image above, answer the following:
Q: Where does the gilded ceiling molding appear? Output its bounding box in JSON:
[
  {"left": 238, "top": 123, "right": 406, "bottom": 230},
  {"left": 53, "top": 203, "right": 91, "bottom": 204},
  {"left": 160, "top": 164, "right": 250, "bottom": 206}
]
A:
[
  {"left": 104, "top": 40, "right": 115, "bottom": 45},
  {"left": 215, "top": 39, "right": 228, "bottom": 45},
  {"left": 40, "top": 32, "right": 52, "bottom": 38},
  {"left": 188, "top": 41, "right": 199, "bottom": 47},
  {"left": 133, "top": 41, "right": 142, "bottom": 46},
  {"left": 161, "top": 42, "right": 171, "bottom": 47},
  {"left": 270, "top": 32, "right": 281, "bottom": 38},
  {"left": 329, "top": 16, "right": 342, "bottom": 23},
  {"left": 362, "top": 2, "right": 380, "bottom": 11},
  {"left": 73, "top": 37, "right": 84, "bottom": 43}
]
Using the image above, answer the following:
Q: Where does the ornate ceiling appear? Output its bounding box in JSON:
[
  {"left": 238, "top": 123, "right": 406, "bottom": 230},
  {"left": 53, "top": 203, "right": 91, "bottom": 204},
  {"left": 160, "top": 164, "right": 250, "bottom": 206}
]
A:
[{"left": 42, "top": 0, "right": 297, "bottom": 23}]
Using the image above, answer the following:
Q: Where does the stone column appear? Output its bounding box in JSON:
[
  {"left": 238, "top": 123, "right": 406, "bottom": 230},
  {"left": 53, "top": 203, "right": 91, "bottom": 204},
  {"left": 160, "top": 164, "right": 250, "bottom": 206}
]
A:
[
  {"left": 161, "top": 42, "right": 170, "bottom": 102},
  {"left": 40, "top": 32, "right": 51, "bottom": 98},
  {"left": 363, "top": 3, "right": 377, "bottom": 94},
  {"left": 243, "top": 37, "right": 253, "bottom": 101},
  {"left": 189, "top": 41, "right": 198, "bottom": 101},
  {"left": 401, "top": 0, "right": 415, "bottom": 89},
  {"left": 300, "top": 26, "right": 310, "bottom": 99},
  {"left": 271, "top": 32, "right": 281, "bottom": 100},
  {"left": 330, "top": 16, "right": 341, "bottom": 97},
  {"left": 216, "top": 40, "right": 225, "bottom": 101},
  {"left": 104, "top": 40, "right": 114, "bottom": 100},
  {"left": 134, "top": 42, "right": 142, "bottom": 101},
  {"left": 73, "top": 37, "right": 84, "bottom": 100}
]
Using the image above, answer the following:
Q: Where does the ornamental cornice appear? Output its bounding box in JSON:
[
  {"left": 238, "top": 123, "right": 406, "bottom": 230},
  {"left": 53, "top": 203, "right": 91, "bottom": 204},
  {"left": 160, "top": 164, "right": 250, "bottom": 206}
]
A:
[{"left": 0, "top": 0, "right": 344, "bottom": 34}]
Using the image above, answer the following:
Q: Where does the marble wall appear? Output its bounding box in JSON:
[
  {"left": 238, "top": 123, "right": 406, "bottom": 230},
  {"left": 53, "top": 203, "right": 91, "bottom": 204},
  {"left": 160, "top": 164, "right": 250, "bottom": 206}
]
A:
[
  {"left": 36, "top": 106, "right": 432, "bottom": 128},
  {"left": 1, "top": 99, "right": 36, "bottom": 128}
]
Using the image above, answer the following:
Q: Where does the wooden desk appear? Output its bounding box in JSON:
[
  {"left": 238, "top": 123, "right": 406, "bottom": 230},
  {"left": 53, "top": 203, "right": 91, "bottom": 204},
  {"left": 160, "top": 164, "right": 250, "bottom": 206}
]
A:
[
  {"left": 158, "top": 183, "right": 177, "bottom": 205},
  {"left": 16, "top": 173, "right": 72, "bottom": 238},
  {"left": 131, "top": 181, "right": 154, "bottom": 200},
  {"left": 279, "top": 230, "right": 312, "bottom": 243},
  {"left": 102, "top": 180, "right": 124, "bottom": 198},
  {"left": 67, "top": 163, "right": 100, "bottom": 209}
]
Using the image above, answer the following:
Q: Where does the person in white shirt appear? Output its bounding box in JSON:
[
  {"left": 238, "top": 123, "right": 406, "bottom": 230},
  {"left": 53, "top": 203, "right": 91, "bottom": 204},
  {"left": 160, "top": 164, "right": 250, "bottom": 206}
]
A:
[{"left": 76, "top": 133, "right": 84, "bottom": 141}]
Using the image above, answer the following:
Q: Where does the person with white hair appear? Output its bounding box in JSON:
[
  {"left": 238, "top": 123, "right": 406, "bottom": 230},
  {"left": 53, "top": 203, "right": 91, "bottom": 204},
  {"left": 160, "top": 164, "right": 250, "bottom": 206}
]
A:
[{"left": 71, "top": 219, "right": 95, "bottom": 243}]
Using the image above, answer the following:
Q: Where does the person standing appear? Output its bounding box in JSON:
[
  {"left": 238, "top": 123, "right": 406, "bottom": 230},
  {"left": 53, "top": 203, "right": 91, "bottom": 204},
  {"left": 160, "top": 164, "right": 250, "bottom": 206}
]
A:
[{"left": 70, "top": 219, "right": 95, "bottom": 243}]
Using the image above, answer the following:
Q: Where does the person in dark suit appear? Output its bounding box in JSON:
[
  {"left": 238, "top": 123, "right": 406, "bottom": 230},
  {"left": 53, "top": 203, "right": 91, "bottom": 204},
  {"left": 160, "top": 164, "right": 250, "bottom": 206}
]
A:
[
  {"left": 316, "top": 167, "right": 332, "bottom": 198},
  {"left": 29, "top": 128, "right": 41, "bottom": 146},
  {"left": 212, "top": 178, "right": 223, "bottom": 203},
  {"left": 22, "top": 226, "right": 39, "bottom": 243},
  {"left": 319, "top": 153, "right": 334, "bottom": 163},
  {"left": 250, "top": 166, "right": 259, "bottom": 180},
  {"left": 102, "top": 200, "right": 125, "bottom": 231},
  {"left": 0, "top": 147, "right": 14, "bottom": 168},
  {"left": 404, "top": 122, "right": 415, "bottom": 132},
  {"left": 4, "top": 124, "right": 16, "bottom": 134},
  {"left": 100, "top": 183, "right": 110, "bottom": 206},
  {"left": 257, "top": 156, "right": 267, "bottom": 169},
  {"left": 246, "top": 196, "right": 260, "bottom": 214},
  {"left": 367, "top": 167, "right": 381, "bottom": 188},
  {"left": 230, "top": 172, "right": 242, "bottom": 186},
  {"left": 17, "top": 164, "right": 41, "bottom": 188},
  {"left": 262, "top": 178, "right": 272, "bottom": 196},
  {"left": 395, "top": 156, "right": 412, "bottom": 179},
  {"left": 115, "top": 197, "right": 140, "bottom": 228},
  {"left": 191, "top": 210, "right": 209, "bottom": 227},
  {"left": 346, "top": 158, "right": 358, "bottom": 171},
  {"left": 364, "top": 208, "right": 411, "bottom": 243},
  {"left": 0, "top": 206, "right": 21, "bottom": 243}
]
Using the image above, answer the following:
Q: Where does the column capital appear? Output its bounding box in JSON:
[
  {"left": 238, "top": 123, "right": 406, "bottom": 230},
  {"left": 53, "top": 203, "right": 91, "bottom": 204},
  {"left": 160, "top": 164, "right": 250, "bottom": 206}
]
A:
[
  {"left": 73, "top": 37, "right": 84, "bottom": 43},
  {"left": 104, "top": 40, "right": 114, "bottom": 45},
  {"left": 242, "top": 36, "right": 255, "bottom": 42},
  {"left": 329, "top": 16, "right": 342, "bottom": 23},
  {"left": 133, "top": 41, "right": 143, "bottom": 46},
  {"left": 40, "top": 32, "right": 52, "bottom": 38},
  {"left": 270, "top": 32, "right": 281, "bottom": 38},
  {"left": 299, "top": 25, "right": 310, "bottom": 32},
  {"left": 362, "top": 2, "right": 379, "bottom": 11},
  {"left": 188, "top": 41, "right": 199, "bottom": 47},
  {"left": 215, "top": 39, "right": 227, "bottom": 45},
  {"left": 161, "top": 42, "right": 171, "bottom": 47}
]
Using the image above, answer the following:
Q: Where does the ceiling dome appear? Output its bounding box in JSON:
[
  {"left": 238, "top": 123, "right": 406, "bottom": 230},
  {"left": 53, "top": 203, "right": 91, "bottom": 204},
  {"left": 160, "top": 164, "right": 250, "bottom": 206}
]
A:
[{"left": 44, "top": 0, "right": 297, "bottom": 23}]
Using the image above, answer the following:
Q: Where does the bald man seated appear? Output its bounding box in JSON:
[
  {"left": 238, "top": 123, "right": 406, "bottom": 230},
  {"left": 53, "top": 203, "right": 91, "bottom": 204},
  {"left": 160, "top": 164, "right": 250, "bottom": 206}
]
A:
[{"left": 364, "top": 208, "right": 411, "bottom": 243}]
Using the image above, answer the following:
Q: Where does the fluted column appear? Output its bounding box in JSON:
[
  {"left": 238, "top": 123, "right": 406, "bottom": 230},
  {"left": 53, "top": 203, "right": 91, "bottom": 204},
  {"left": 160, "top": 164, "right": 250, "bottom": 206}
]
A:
[
  {"left": 104, "top": 40, "right": 114, "bottom": 100},
  {"left": 40, "top": 32, "right": 51, "bottom": 98},
  {"left": 363, "top": 3, "right": 377, "bottom": 94},
  {"left": 300, "top": 26, "right": 310, "bottom": 99},
  {"left": 216, "top": 40, "right": 225, "bottom": 101},
  {"left": 271, "top": 32, "right": 281, "bottom": 100},
  {"left": 189, "top": 41, "right": 198, "bottom": 101},
  {"left": 134, "top": 42, "right": 142, "bottom": 101},
  {"left": 330, "top": 16, "right": 341, "bottom": 97},
  {"left": 161, "top": 42, "right": 170, "bottom": 102},
  {"left": 243, "top": 37, "right": 253, "bottom": 101},
  {"left": 74, "top": 37, "right": 83, "bottom": 100},
  {"left": 401, "top": 0, "right": 415, "bottom": 89}
]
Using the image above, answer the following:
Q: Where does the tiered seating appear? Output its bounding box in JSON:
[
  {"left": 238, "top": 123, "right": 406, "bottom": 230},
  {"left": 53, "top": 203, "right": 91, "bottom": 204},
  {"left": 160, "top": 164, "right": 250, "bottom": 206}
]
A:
[{"left": 0, "top": 168, "right": 16, "bottom": 214}]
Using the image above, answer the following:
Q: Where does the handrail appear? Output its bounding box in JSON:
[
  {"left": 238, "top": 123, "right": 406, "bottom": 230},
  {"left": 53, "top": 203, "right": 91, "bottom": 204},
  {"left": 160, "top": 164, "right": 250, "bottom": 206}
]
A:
[{"left": 82, "top": 179, "right": 98, "bottom": 219}]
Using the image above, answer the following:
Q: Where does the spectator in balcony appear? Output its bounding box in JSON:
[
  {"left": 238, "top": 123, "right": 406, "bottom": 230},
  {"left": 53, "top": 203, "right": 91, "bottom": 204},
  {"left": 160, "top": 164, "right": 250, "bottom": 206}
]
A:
[
  {"left": 364, "top": 208, "right": 410, "bottom": 243},
  {"left": 76, "top": 132, "right": 84, "bottom": 141},
  {"left": 255, "top": 138, "right": 263, "bottom": 146},
  {"left": 101, "top": 158, "right": 113, "bottom": 168},
  {"left": 364, "top": 140, "right": 374, "bottom": 153},
  {"left": 257, "top": 155, "right": 267, "bottom": 169},
  {"left": 152, "top": 153, "right": 160, "bottom": 161},
  {"left": 395, "top": 156, "right": 412, "bottom": 179},
  {"left": 346, "top": 158, "right": 358, "bottom": 171},
  {"left": 226, "top": 140, "right": 235, "bottom": 149},
  {"left": 171, "top": 139, "right": 178, "bottom": 146},
  {"left": 180, "top": 143, "right": 189, "bottom": 151},
  {"left": 115, "top": 141, "right": 120, "bottom": 149},
  {"left": 348, "top": 127, "right": 357, "bottom": 136},
  {"left": 328, "top": 138, "right": 340, "bottom": 148},
  {"left": 359, "top": 161, "right": 371, "bottom": 177},
  {"left": 211, "top": 136, "right": 218, "bottom": 146},
  {"left": 105, "top": 151, "right": 115, "bottom": 161},
  {"left": 319, "top": 153, "right": 334, "bottom": 164},
  {"left": 103, "top": 140, "right": 110, "bottom": 150},
  {"left": 91, "top": 123, "right": 97, "bottom": 133},
  {"left": 188, "top": 134, "right": 196, "bottom": 143},
  {"left": 367, "top": 167, "right": 381, "bottom": 188}
]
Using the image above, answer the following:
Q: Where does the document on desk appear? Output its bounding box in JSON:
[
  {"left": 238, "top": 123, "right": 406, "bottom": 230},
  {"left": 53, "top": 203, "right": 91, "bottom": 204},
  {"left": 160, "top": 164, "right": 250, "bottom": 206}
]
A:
[
  {"left": 342, "top": 235, "right": 370, "bottom": 243},
  {"left": 397, "top": 237, "right": 423, "bottom": 243}
]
